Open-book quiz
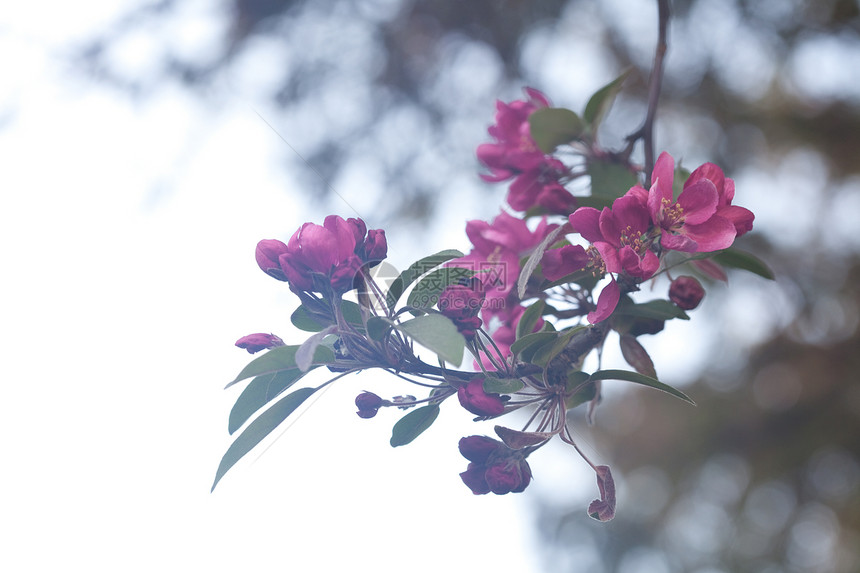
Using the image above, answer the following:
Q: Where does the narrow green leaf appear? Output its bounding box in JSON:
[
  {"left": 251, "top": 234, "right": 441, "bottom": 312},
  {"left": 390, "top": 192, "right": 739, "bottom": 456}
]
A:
[
  {"left": 395, "top": 314, "right": 465, "bottom": 365},
  {"left": 386, "top": 249, "right": 464, "bottom": 311},
  {"left": 583, "top": 70, "right": 630, "bottom": 130},
  {"left": 530, "top": 326, "right": 586, "bottom": 367},
  {"left": 528, "top": 107, "right": 586, "bottom": 153},
  {"left": 228, "top": 369, "right": 309, "bottom": 434},
  {"left": 588, "top": 158, "right": 639, "bottom": 200},
  {"left": 390, "top": 404, "right": 440, "bottom": 447},
  {"left": 226, "top": 345, "right": 335, "bottom": 389},
  {"left": 614, "top": 299, "right": 690, "bottom": 321},
  {"left": 406, "top": 267, "right": 474, "bottom": 309},
  {"left": 483, "top": 377, "right": 525, "bottom": 394},
  {"left": 516, "top": 300, "right": 546, "bottom": 339},
  {"left": 712, "top": 248, "right": 775, "bottom": 280},
  {"left": 589, "top": 369, "right": 695, "bottom": 405},
  {"left": 517, "top": 225, "right": 567, "bottom": 299},
  {"left": 212, "top": 387, "right": 317, "bottom": 491},
  {"left": 340, "top": 300, "right": 365, "bottom": 325}
]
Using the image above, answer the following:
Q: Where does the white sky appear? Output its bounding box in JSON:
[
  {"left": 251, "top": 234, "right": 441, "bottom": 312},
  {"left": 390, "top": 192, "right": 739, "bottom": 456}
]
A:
[{"left": 0, "top": 4, "right": 555, "bottom": 572}]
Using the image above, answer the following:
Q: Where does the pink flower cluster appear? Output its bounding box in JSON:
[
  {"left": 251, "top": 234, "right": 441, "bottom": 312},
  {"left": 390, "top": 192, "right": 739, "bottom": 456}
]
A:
[
  {"left": 256, "top": 215, "right": 387, "bottom": 294},
  {"left": 542, "top": 152, "right": 754, "bottom": 322},
  {"left": 477, "top": 88, "right": 576, "bottom": 213}
]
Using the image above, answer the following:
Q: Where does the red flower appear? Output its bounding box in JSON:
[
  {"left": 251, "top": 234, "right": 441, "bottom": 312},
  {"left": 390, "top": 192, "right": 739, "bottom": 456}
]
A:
[
  {"left": 438, "top": 283, "right": 485, "bottom": 338},
  {"left": 458, "top": 377, "right": 505, "bottom": 417},
  {"left": 669, "top": 276, "right": 705, "bottom": 310},
  {"left": 235, "top": 333, "right": 285, "bottom": 354},
  {"left": 457, "top": 435, "right": 532, "bottom": 495}
]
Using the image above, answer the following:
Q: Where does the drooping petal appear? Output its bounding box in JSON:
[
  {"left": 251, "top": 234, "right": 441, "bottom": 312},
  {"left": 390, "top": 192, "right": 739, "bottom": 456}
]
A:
[
  {"left": 677, "top": 179, "right": 718, "bottom": 224},
  {"left": 587, "top": 278, "right": 620, "bottom": 324},
  {"left": 718, "top": 204, "right": 755, "bottom": 236}
]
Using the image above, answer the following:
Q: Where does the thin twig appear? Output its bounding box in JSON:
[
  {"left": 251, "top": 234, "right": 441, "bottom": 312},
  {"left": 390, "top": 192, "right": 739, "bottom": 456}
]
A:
[{"left": 624, "top": 0, "right": 671, "bottom": 186}]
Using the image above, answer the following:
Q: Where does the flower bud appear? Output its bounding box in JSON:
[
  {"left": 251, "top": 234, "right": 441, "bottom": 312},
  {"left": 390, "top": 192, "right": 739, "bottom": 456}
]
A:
[
  {"left": 459, "top": 462, "right": 491, "bottom": 495},
  {"left": 458, "top": 377, "right": 505, "bottom": 417},
  {"left": 669, "top": 276, "right": 705, "bottom": 310},
  {"left": 235, "top": 333, "right": 285, "bottom": 354},
  {"left": 255, "top": 239, "right": 289, "bottom": 281},
  {"left": 485, "top": 459, "right": 532, "bottom": 494},
  {"left": 355, "top": 391, "right": 383, "bottom": 418},
  {"left": 438, "top": 284, "right": 485, "bottom": 338},
  {"left": 363, "top": 229, "right": 388, "bottom": 261},
  {"left": 458, "top": 435, "right": 502, "bottom": 464}
]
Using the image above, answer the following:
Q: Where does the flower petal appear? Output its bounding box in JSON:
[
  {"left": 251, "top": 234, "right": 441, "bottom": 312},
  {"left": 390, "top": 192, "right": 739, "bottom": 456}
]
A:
[
  {"left": 677, "top": 179, "right": 718, "bottom": 224},
  {"left": 587, "top": 278, "right": 620, "bottom": 324},
  {"left": 684, "top": 215, "right": 737, "bottom": 252},
  {"left": 569, "top": 207, "right": 603, "bottom": 243}
]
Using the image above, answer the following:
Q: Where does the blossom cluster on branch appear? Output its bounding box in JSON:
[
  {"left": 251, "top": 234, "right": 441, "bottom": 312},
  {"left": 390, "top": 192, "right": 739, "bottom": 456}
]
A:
[{"left": 213, "top": 81, "right": 770, "bottom": 522}]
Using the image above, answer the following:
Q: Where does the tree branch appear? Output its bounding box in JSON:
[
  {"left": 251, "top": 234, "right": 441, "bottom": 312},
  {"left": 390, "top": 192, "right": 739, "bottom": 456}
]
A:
[{"left": 625, "top": 0, "right": 671, "bottom": 187}]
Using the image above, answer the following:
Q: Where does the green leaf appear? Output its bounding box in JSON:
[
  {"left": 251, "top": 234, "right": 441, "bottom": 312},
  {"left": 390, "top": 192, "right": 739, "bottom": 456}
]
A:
[
  {"left": 295, "top": 326, "right": 337, "bottom": 372},
  {"left": 483, "top": 377, "right": 525, "bottom": 394},
  {"left": 530, "top": 326, "right": 587, "bottom": 367},
  {"left": 340, "top": 299, "right": 365, "bottom": 325},
  {"left": 386, "top": 249, "right": 464, "bottom": 310},
  {"left": 406, "top": 267, "right": 475, "bottom": 309},
  {"left": 212, "top": 387, "right": 317, "bottom": 491},
  {"left": 516, "top": 300, "right": 546, "bottom": 339},
  {"left": 588, "top": 158, "right": 639, "bottom": 200},
  {"left": 390, "top": 404, "right": 440, "bottom": 447},
  {"left": 517, "top": 225, "right": 567, "bottom": 299},
  {"left": 228, "top": 369, "right": 309, "bottom": 434},
  {"left": 614, "top": 299, "right": 690, "bottom": 321},
  {"left": 712, "top": 248, "right": 775, "bottom": 280},
  {"left": 572, "top": 195, "right": 614, "bottom": 210},
  {"left": 510, "top": 331, "right": 558, "bottom": 362},
  {"left": 565, "top": 371, "right": 596, "bottom": 409},
  {"left": 366, "top": 316, "right": 392, "bottom": 341},
  {"left": 589, "top": 369, "right": 695, "bottom": 405},
  {"left": 583, "top": 70, "right": 630, "bottom": 131},
  {"left": 395, "top": 314, "right": 465, "bottom": 365},
  {"left": 290, "top": 305, "right": 330, "bottom": 332},
  {"left": 226, "top": 344, "right": 335, "bottom": 389},
  {"left": 528, "top": 107, "right": 586, "bottom": 153}
]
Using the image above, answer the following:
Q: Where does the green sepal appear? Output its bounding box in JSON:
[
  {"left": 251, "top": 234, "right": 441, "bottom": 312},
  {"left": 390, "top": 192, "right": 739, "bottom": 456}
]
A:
[{"left": 390, "top": 404, "right": 440, "bottom": 447}]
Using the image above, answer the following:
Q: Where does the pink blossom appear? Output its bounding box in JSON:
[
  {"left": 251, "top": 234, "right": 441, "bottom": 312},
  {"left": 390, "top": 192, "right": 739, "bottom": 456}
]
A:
[
  {"left": 648, "top": 152, "right": 737, "bottom": 253},
  {"left": 235, "top": 333, "right": 285, "bottom": 354},
  {"left": 438, "top": 282, "right": 485, "bottom": 339},
  {"left": 255, "top": 239, "right": 289, "bottom": 281},
  {"left": 569, "top": 192, "right": 659, "bottom": 280},
  {"left": 685, "top": 162, "right": 755, "bottom": 237},
  {"left": 275, "top": 215, "right": 387, "bottom": 293},
  {"left": 541, "top": 244, "right": 589, "bottom": 281},
  {"left": 477, "top": 88, "right": 573, "bottom": 213}
]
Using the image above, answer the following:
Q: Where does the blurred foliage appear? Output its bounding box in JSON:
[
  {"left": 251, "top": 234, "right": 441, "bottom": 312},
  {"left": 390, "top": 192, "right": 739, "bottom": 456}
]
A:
[{"left": 76, "top": 0, "right": 860, "bottom": 570}]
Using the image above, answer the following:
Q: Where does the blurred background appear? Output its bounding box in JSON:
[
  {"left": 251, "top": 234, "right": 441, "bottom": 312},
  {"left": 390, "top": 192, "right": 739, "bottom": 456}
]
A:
[{"left": 2, "top": 0, "right": 859, "bottom": 571}]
